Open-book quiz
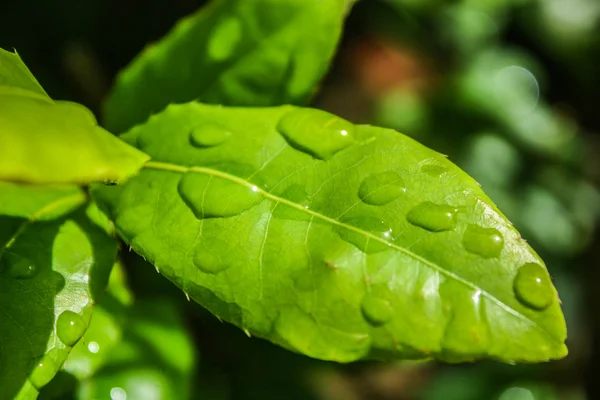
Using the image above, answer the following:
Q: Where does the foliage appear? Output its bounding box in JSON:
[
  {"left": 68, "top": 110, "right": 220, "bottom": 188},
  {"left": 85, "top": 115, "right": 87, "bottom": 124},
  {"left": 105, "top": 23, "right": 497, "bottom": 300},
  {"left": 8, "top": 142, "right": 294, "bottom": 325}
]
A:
[{"left": 2, "top": 0, "right": 597, "bottom": 399}]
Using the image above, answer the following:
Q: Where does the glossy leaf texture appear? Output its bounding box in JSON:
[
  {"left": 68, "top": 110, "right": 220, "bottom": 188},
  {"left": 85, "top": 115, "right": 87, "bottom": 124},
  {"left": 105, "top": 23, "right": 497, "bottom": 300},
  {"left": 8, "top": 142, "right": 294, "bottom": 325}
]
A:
[
  {"left": 103, "top": 0, "right": 348, "bottom": 133},
  {"left": 0, "top": 187, "right": 117, "bottom": 399},
  {"left": 0, "top": 48, "right": 47, "bottom": 96},
  {"left": 93, "top": 103, "right": 567, "bottom": 364},
  {"left": 76, "top": 299, "right": 197, "bottom": 400}
]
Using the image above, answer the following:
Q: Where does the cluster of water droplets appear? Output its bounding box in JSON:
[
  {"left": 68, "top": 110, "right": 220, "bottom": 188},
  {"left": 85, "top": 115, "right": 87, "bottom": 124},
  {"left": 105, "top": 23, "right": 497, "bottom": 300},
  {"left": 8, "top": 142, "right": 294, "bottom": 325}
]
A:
[{"left": 175, "top": 108, "right": 555, "bottom": 333}]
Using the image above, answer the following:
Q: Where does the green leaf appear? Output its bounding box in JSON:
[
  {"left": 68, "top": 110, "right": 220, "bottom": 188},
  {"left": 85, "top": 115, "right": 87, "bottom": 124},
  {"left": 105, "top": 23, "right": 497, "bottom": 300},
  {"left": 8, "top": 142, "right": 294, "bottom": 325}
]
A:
[
  {"left": 92, "top": 103, "right": 567, "bottom": 364},
  {"left": 0, "top": 47, "right": 150, "bottom": 185},
  {"left": 0, "top": 48, "right": 47, "bottom": 97},
  {"left": 76, "top": 299, "right": 197, "bottom": 400},
  {"left": 103, "top": 0, "right": 348, "bottom": 133},
  {"left": 0, "top": 196, "right": 117, "bottom": 399},
  {"left": 62, "top": 261, "right": 133, "bottom": 380}
]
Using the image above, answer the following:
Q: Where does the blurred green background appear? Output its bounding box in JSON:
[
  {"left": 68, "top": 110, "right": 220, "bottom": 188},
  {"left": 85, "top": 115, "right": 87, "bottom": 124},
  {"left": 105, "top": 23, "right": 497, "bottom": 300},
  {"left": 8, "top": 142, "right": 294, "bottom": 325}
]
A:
[{"left": 1, "top": 0, "right": 599, "bottom": 399}]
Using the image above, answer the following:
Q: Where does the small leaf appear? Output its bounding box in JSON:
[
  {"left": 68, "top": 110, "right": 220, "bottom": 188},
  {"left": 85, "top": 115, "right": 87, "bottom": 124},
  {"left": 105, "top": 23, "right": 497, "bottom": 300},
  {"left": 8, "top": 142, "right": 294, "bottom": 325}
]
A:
[
  {"left": 0, "top": 196, "right": 117, "bottom": 399},
  {"left": 93, "top": 103, "right": 567, "bottom": 364},
  {"left": 0, "top": 47, "right": 150, "bottom": 185},
  {"left": 103, "top": 0, "right": 349, "bottom": 133}
]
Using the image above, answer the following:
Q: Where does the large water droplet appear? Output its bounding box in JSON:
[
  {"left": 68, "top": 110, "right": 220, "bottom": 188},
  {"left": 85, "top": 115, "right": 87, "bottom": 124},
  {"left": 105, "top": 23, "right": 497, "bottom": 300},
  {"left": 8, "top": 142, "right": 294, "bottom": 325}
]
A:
[
  {"left": 193, "top": 237, "right": 231, "bottom": 274},
  {"left": 406, "top": 202, "right": 459, "bottom": 232},
  {"left": 514, "top": 263, "right": 554, "bottom": 310},
  {"left": 358, "top": 171, "right": 406, "bottom": 206},
  {"left": 0, "top": 252, "right": 39, "bottom": 279},
  {"left": 338, "top": 217, "right": 393, "bottom": 253},
  {"left": 178, "top": 173, "right": 262, "bottom": 219},
  {"left": 462, "top": 224, "right": 504, "bottom": 258},
  {"left": 29, "top": 357, "right": 59, "bottom": 390},
  {"left": 361, "top": 294, "right": 393, "bottom": 326},
  {"left": 110, "top": 387, "right": 128, "bottom": 400},
  {"left": 56, "top": 310, "right": 86, "bottom": 346},
  {"left": 207, "top": 17, "right": 243, "bottom": 61},
  {"left": 277, "top": 108, "right": 354, "bottom": 160},
  {"left": 273, "top": 184, "right": 311, "bottom": 221},
  {"left": 189, "top": 124, "right": 231, "bottom": 147}
]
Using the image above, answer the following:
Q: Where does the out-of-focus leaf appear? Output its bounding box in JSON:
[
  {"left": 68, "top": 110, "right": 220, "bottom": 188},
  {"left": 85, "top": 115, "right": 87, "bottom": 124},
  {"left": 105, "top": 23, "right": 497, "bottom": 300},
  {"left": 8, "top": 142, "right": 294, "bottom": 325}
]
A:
[
  {"left": 103, "top": 0, "right": 349, "bottom": 133},
  {"left": 0, "top": 47, "right": 149, "bottom": 185},
  {"left": 93, "top": 103, "right": 566, "bottom": 364},
  {"left": 77, "top": 299, "right": 197, "bottom": 400},
  {"left": 0, "top": 200, "right": 117, "bottom": 399}
]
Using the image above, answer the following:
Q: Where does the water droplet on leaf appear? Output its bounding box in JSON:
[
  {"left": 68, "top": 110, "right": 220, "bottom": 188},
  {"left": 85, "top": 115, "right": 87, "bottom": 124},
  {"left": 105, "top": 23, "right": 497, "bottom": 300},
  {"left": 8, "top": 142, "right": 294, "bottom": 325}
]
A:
[
  {"left": 338, "top": 217, "right": 393, "bottom": 253},
  {"left": 361, "top": 294, "right": 393, "bottom": 326},
  {"left": 207, "top": 17, "right": 243, "bottom": 61},
  {"left": 273, "top": 184, "right": 311, "bottom": 221},
  {"left": 514, "top": 263, "right": 554, "bottom": 310},
  {"left": 56, "top": 310, "right": 86, "bottom": 346},
  {"left": 29, "top": 357, "right": 59, "bottom": 390},
  {"left": 462, "top": 224, "right": 504, "bottom": 258},
  {"left": 88, "top": 341, "right": 100, "bottom": 354},
  {"left": 0, "top": 252, "right": 39, "bottom": 279},
  {"left": 407, "top": 202, "right": 459, "bottom": 232},
  {"left": 189, "top": 124, "right": 231, "bottom": 147},
  {"left": 358, "top": 171, "right": 406, "bottom": 205},
  {"left": 110, "top": 387, "right": 128, "bottom": 400},
  {"left": 193, "top": 237, "right": 231, "bottom": 274},
  {"left": 420, "top": 163, "right": 448, "bottom": 177},
  {"left": 277, "top": 108, "right": 354, "bottom": 160},
  {"left": 178, "top": 173, "right": 262, "bottom": 218}
]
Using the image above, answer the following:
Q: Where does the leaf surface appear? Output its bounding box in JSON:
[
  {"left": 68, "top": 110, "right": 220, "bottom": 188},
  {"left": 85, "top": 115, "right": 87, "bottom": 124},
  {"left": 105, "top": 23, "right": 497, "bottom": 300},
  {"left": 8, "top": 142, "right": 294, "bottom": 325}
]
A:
[
  {"left": 0, "top": 47, "right": 149, "bottom": 185},
  {"left": 103, "top": 0, "right": 348, "bottom": 133},
  {"left": 0, "top": 190, "right": 117, "bottom": 399},
  {"left": 93, "top": 103, "right": 567, "bottom": 363}
]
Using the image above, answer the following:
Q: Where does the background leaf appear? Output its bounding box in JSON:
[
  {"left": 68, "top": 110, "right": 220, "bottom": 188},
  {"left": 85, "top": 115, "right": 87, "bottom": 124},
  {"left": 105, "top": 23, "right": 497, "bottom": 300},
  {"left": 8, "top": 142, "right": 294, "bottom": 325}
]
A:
[
  {"left": 93, "top": 103, "right": 567, "bottom": 364},
  {"left": 0, "top": 46, "right": 149, "bottom": 185},
  {"left": 75, "top": 298, "right": 197, "bottom": 400},
  {"left": 0, "top": 196, "right": 117, "bottom": 399},
  {"left": 103, "top": 0, "right": 349, "bottom": 133}
]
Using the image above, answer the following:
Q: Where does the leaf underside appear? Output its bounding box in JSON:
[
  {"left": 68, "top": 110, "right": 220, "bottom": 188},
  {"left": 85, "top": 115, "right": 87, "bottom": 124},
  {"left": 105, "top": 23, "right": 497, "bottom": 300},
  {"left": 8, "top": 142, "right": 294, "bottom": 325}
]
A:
[
  {"left": 93, "top": 103, "right": 567, "bottom": 364},
  {"left": 103, "top": 0, "right": 347, "bottom": 133}
]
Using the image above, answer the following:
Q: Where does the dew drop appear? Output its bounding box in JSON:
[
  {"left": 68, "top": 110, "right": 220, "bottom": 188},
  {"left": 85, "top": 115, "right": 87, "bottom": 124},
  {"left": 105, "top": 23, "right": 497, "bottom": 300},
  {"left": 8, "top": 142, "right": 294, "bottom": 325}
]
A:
[
  {"left": 514, "top": 263, "right": 554, "bottom": 310},
  {"left": 88, "top": 341, "right": 100, "bottom": 354},
  {"left": 29, "top": 357, "right": 59, "bottom": 390},
  {"left": 193, "top": 237, "right": 230, "bottom": 274},
  {"left": 189, "top": 124, "right": 231, "bottom": 147},
  {"left": 56, "top": 310, "right": 86, "bottom": 346},
  {"left": 462, "top": 224, "right": 504, "bottom": 258},
  {"left": 420, "top": 163, "right": 448, "bottom": 177},
  {"left": 361, "top": 294, "right": 393, "bottom": 326},
  {"left": 273, "top": 184, "right": 311, "bottom": 221},
  {"left": 338, "top": 217, "right": 393, "bottom": 253},
  {"left": 178, "top": 173, "right": 262, "bottom": 219},
  {"left": 277, "top": 108, "right": 354, "bottom": 160},
  {"left": 406, "top": 202, "right": 459, "bottom": 232},
  {"left": 358, "top": 171, "right": 406, "bottom": 206},
  {"left": 110, "top": 387, "right": 128, "bottom": 400},
  {"left": 0, "top": 252, "right": 39, "bottom": 279},
  {"left": 207, "top": 17, "right": 242, "bottom": 61}
]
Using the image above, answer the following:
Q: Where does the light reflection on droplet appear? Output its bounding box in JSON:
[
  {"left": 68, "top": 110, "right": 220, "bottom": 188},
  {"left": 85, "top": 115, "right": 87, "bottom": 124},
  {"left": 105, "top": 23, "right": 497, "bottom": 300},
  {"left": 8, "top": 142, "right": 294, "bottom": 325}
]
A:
[
  {"left": 88, "top": 341, "right": 100, "bottom": 354},
  {"left": 251, "top": 185, "right": 259, "bottom": 192},
  {"left": 472, "top": 290, "right": 482, "bottom": 305},
  {"left": 341, "top": 130, "right": 348, "bottom": 136},
  {"left": 110, "top": 387, "right": 127, "bottom": 400}
]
